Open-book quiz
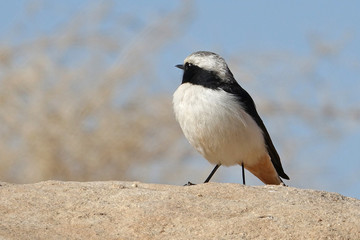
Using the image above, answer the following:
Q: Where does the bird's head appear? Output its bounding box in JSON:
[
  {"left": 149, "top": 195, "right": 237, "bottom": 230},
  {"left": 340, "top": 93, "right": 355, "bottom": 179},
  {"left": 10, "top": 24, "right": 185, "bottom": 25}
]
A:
[{"left": 176, "top": 51, "right": 234, "bottom": 85}]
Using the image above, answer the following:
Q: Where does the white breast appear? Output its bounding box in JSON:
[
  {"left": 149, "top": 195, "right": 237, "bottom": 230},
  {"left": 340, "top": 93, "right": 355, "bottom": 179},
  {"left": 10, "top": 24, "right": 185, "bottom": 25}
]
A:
[{"left": 173, "top": 83, "right": 267, "bottom": 166}]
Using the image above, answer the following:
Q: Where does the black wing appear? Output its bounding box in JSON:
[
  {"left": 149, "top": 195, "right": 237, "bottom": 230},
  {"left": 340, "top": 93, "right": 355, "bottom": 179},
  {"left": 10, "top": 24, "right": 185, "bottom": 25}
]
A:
[{"left": 221, "top": 81, "right": 290, "bottom": 180}]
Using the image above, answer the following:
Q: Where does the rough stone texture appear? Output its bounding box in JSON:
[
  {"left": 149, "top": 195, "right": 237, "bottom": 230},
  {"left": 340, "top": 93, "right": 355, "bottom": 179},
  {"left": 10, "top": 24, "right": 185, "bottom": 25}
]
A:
[{"left": 0, "top": 181, "right": 359, "bottom": 240}]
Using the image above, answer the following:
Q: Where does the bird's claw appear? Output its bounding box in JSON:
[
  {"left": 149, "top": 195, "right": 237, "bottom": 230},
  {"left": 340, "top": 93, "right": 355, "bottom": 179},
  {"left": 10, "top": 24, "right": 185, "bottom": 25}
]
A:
[{"left": 183, "top": 181, "right": 196, "bottom": 186}]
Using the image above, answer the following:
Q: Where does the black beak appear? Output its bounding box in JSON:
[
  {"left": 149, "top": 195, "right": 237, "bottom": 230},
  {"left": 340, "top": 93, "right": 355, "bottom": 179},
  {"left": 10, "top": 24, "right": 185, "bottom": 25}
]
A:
[{"left": 175, "top": 64, "right": 184, "bottom": 70}]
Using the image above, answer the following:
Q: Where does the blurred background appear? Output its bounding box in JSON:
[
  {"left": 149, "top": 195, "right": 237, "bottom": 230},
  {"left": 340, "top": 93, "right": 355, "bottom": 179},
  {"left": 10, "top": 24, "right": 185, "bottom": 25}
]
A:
[{"left": 0, "top": 0, "right": 359, "bottom": 199}]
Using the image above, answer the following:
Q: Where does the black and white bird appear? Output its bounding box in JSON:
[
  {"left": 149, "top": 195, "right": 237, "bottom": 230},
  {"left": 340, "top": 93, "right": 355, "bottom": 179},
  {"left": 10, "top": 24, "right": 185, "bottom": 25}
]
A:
[{"left": 173, "top": 51, "right": 289, "bottom": 185}]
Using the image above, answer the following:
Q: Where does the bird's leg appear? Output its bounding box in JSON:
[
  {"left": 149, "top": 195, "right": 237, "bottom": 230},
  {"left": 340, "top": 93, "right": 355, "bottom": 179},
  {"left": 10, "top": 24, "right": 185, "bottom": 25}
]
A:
[
  {"left": 204, "top": 164, "right": 221, "bottom": 183},
  {"left": 242, "top": 162, "right": 246, "bottom": 185},
  {"left": 184, "top": 164, "right": 221, "bottom": 186}
]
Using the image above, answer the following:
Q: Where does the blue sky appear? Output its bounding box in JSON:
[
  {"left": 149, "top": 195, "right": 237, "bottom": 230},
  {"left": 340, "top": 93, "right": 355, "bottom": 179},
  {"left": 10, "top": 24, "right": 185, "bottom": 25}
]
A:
[{"left": 1, "top": 0, "right": 359, "bottom": 198}]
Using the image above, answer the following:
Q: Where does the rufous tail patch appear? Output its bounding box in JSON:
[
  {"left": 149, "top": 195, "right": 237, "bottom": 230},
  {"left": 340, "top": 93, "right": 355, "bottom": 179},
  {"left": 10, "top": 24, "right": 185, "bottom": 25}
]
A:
[{"left": 245, "top": 154, "right": 281, "bottom": 185}]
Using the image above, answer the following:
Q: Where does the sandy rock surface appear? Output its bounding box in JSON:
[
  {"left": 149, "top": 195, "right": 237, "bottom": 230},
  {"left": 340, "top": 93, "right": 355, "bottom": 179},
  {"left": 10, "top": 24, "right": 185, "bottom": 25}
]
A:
[{"left": 0, "top": 181, "right": 359, "bottom": 239}]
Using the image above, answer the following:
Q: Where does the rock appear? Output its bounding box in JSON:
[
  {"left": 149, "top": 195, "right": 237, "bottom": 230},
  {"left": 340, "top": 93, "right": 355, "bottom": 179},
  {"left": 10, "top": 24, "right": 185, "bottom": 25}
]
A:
[{"left": 0, "top": 181, "right": 359, "bottom": 239}]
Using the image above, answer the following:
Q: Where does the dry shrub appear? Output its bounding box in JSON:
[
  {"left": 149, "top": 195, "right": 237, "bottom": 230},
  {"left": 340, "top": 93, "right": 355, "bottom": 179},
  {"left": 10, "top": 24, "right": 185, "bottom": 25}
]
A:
[{"left": 0, "top": 1, "right": 193, "bottom": 182}]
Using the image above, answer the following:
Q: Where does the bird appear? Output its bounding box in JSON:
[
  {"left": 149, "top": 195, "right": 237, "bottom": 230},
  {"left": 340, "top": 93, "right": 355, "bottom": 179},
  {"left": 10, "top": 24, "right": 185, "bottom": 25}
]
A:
[{"left": 173, "top": 51, "right": 289, "bottom": 185}]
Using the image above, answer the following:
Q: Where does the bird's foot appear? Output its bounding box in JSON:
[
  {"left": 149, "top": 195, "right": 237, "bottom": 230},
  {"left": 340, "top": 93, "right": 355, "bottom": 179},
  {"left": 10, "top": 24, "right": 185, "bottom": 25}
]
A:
[{"left": 183, "top": 181, "right": 196, "bottom": 186}]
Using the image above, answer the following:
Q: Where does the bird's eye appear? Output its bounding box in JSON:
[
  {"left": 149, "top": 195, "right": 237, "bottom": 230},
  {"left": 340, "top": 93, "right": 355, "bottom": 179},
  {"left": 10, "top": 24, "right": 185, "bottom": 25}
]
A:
[{"left": 185, "top": 63, "right": 192, "bottom": 70}]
